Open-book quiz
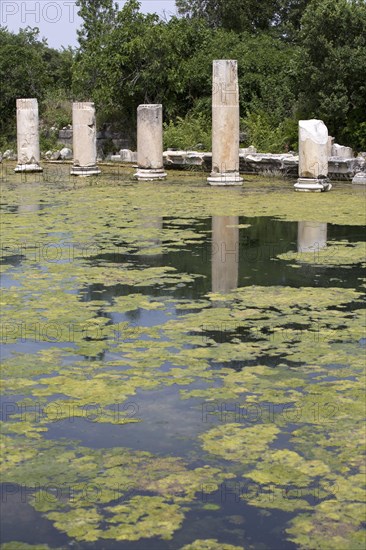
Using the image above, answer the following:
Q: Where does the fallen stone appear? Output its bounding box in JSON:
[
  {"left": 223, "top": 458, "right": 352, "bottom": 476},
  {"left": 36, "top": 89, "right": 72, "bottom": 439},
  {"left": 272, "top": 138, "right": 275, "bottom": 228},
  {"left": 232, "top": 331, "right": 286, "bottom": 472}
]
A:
[
  {"left": 60, "top": 147, "right": 72, "bottom": 160},
  {"left": 239, "top": 146, "right": 257, "bottom": 155},
  {"left": 331, "top": 144, "right": 354, "bottom": 158},
  {"left": 3, "top": 149, "right": 16, "bottom": 160},
  {"left": 59, "top": 129, "right": 73, "bottom": 140},
  {"left": 352, "top": 171, "right": 366, "bottom": 184},
  {"left": 119, "top": 149, "right": 135, "bottom": 162},
  {"left": 51, "top": 150, "right": 61, "bottom": 160}
]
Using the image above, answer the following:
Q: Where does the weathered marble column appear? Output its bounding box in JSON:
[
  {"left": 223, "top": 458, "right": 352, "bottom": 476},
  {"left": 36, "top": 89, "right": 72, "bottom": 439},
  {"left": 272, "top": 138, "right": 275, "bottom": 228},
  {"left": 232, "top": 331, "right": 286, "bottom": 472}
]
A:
[
  {"left": 70, "top": 102, "right": 100, "bottom": 176},
  {"left": 294, "top": 119, "right": 331, "bottom": 192},
  {"left": 212, "top": 216, "right": 239, "bottom": 293},
  {"left": 207, "top": 60, "right": 242, "bottom": 186},
  {"left": 134, "top": 104, "right": 166, "bottom": 181},
  {"left": 14, "top": 98, "right": 43, "bottom": 173},
  {"left": 297, "top": 222, "right": 327, "bottom": 253}
]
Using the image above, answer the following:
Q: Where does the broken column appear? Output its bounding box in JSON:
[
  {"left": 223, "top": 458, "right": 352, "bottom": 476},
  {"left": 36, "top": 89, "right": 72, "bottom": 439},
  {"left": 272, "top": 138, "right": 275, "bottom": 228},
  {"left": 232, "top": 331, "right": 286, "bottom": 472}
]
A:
[
  {"left": 294, "top": 119, "right": 331, "bottom": 192},
  {"left": 70, "top": 102, "right": 100, "bottom": 176},
  {"left": 134, "top": 104, "right": 166, "bottom": 181},
  {"left": 14, "top": 98, "right": 43, "bottom": 173},
  {"left": 208, "top": 60, "right": 242, "bottom": 186}
]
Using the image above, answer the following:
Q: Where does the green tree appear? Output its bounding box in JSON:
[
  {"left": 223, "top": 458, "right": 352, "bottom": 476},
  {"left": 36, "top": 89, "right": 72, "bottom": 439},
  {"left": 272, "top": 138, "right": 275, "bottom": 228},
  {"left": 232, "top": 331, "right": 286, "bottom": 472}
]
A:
[
  {"left": 296, "top": 0, "right": 366, "bottom": 149},
  {"left": 73, "top": 0, "right": 118, "bottom": 99},
  {"left": 176, "top": 0, "right": 280, "bottom": 32},
  {"left": 176, "top": 0, "right": 312, "bottom": 36},
  {"left": 0, "top": 26, "right": 73, "bottom": 141},
  {"left": 73, "top": 0, "right": 211, "bottom": 138},
  {"left": 76, "top": 0, "right": 118, "bottom": 46}
]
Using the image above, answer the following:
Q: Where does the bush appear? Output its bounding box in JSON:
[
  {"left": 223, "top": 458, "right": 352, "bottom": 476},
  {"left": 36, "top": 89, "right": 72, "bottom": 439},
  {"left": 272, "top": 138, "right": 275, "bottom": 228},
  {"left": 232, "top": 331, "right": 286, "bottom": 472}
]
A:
[
  {"left": 163, "top": 113, "right": 211, "bottom": 151},
  {"left": 243, "top": 110, "right": 298, "bottom": 153},
  {"left": 39, "top": 131, "right": 61, "bottom": 153},
  {"left": 40, "top": 89, "right": 72, "bottom": 130}
]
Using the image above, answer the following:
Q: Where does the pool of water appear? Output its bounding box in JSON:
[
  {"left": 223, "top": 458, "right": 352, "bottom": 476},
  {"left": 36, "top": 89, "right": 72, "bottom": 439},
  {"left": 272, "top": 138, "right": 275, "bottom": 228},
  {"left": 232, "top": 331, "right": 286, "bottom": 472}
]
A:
[{"left": 1, "top": 166, "right": 365, "bottom": 550}]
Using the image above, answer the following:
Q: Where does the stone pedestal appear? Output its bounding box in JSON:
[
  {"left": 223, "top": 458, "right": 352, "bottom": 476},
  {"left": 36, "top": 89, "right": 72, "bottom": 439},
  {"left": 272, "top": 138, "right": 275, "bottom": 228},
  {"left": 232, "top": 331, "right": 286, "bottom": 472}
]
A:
[
  {"left": 212, "top": 216, "right": 239, "bottom": 293},
  {"left": 14, "top": 99, "right": 43, "bottom": 173},
  {"left": 70, "top": 102, "right": 100, "bottom": 176},
  {"left": 294, "top": 119, "right": 331, "bottom": 192},
  {"left": 134, "top": 104, "right": 166, "bottom": 181},
  {"left": 207, "top": 60, "right": 243, "bottom": 186}
]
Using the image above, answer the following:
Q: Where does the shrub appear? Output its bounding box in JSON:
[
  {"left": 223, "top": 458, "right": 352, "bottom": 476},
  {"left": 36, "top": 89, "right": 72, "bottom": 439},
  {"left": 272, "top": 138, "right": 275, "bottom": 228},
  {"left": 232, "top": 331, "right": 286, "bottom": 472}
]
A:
[
  {"left": 163, "top": 113, "right": 211, "bottom": 151},
  {"left": 40, "top": 89, "right": 72, "bottom": 130},
  {"left": 243, "top": 110, "right": 298, "bottom": 153}
]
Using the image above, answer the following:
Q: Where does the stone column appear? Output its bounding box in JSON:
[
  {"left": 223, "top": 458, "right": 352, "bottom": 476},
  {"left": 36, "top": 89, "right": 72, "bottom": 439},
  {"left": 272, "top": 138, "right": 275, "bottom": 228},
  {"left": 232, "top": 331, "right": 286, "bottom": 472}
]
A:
[
  {"left": 207, "top": 60, "right": 242, "bottom": 186},
  {"left": 70, "top": 102, "right": 100, "bottom": 176},
  {"left": 212, "top": 216, "right": 239, "bottom": 293},
  {"left": 14, "top": 98, "right": 43, "bottom": 173},
  {"left": 294, "top": 119, "right": 331, "bottom": 192},
  {"left": 134, "top": 104, "right": 166, "bottom": 181},
  {"left": 297, "top": 222, "right": 327, "bottom": 253}
]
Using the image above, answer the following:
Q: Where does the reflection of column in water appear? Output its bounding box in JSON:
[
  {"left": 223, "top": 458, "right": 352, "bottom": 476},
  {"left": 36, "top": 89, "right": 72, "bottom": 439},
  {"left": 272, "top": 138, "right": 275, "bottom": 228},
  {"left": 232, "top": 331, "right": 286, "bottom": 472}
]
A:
[
  {"left": 17, "top": 184, "right": 41, "bottom": 213},
  {"left": 297, "top": 221, "right": 327, "bottom": 252},
  {"left": 137, "top": 216, "right": 163, "bottom": 257},
  {"left": 212, "top": 216, "right": 239, "bottom": 293}
]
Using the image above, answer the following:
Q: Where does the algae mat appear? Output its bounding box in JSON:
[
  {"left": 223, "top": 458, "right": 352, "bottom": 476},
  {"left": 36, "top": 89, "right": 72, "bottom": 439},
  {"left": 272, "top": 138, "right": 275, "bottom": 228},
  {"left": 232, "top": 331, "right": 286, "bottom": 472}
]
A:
[{"left": 0, "top": 168, "right": 365, "bottom": 550}]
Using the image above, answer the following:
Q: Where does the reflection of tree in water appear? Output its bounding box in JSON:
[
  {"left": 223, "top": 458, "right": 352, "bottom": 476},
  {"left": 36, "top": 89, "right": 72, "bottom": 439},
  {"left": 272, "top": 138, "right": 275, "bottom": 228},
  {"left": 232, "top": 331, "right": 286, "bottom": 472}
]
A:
[{"left": 125, "top": 308, "right": 141, "bottom": 323}]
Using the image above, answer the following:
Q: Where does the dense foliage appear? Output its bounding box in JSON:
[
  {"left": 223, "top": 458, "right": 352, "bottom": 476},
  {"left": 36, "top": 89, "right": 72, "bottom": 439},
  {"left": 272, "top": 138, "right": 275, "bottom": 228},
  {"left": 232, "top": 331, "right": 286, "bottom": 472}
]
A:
[
  {"left": 0, "top": 27, "right": 73, "bottom": 148},
  {"left": 0, "top": 0, "right": 365, "bottom": 151}
]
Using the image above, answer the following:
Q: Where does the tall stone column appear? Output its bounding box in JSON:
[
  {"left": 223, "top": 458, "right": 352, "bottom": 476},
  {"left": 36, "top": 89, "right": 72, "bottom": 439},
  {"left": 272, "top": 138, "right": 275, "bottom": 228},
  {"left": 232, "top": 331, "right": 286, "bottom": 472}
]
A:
[
  {"left": 212, "top": 216, "right": 239, "bottom": 293},
  {"left": 14, "top": 98, "right": 43, "bottom": 173},
  {"left": 134, "top": 104, "right": 166, "bottom": 181},
  {"left": 70, "top": 102, "right": 100, "bottom": 176},
  {"left": 294, "top": 119, "right": 331, "bottom": 192},
  {"left": 207, "top": 60, "right": 242, "bottom": 186}
]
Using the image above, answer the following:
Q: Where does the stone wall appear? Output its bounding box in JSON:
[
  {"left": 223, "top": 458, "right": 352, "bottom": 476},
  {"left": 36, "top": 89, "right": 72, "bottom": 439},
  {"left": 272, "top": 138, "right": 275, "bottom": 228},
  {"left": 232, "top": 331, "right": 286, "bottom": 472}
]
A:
[{"left": 58, "top": 126, "right": 132, "bottom": 157}]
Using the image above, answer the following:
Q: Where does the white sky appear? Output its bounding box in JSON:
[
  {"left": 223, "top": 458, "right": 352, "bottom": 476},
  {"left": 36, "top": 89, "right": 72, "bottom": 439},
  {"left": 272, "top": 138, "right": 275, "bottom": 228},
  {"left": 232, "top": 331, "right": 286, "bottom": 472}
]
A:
[{"left": 0, "top": 1, "right": 178, "bottom": 49}]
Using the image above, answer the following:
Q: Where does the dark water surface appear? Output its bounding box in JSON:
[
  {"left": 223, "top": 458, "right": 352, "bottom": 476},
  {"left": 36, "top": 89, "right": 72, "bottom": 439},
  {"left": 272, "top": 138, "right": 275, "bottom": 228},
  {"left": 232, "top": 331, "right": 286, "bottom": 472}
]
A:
[{"left": 1, "top": 174, "right": 365, "bottom": 550}]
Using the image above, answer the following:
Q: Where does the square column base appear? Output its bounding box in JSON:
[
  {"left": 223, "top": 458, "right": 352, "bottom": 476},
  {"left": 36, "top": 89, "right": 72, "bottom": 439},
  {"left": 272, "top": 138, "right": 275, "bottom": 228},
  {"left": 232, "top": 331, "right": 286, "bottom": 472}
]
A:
[
  {"left": 14, "top": 164, "right": 43, "bottom": 173},
  {"left": 70, "top": 166, "right": 101, "bottom": 177},
  {"left": 134, "top": 168, "right": 167, "bottom": 181},
  {"left": 294, "top": 178, "right": 332, "bottom": 192},
  {"left": 207, "top": 172, "right": 243, "bottom": 186}
]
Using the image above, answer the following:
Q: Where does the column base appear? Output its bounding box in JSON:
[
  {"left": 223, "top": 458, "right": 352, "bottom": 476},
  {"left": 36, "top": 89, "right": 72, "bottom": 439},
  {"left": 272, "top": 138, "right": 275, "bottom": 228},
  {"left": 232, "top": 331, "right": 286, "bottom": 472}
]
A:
[
  {"left": 70, "top": 166, "right": 101, "bottom": 177},
  {"left": 207, "top": 172, "right": 243, "bottom": 186},
  {"left": 134, "top": 168, "right": 167, "bottom": 181},
  {"left": 14, "top": 164, "right": 43, "bottom": 173},
  {"left": 352, "top": 172, "right": 366, "bottom": 185},
  {"left": 294, "top": 178, "right": 332, "bottom": 192}
]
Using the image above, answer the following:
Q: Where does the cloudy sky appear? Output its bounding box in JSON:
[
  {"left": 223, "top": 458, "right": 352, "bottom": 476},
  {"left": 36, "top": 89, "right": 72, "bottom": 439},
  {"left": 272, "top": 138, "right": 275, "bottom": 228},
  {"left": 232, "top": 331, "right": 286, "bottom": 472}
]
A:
[{"left": 1, "top": 1, "right": 178, "bottom": 48}]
